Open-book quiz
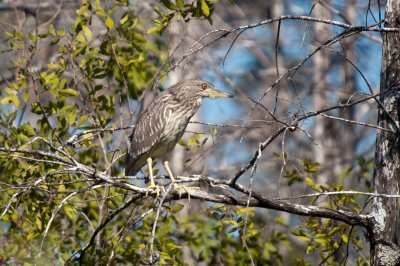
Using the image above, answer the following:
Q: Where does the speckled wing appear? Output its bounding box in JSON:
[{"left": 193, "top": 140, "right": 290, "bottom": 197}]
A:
[{"left": 125, "top": 94, "right": 170, "bottom": 176}]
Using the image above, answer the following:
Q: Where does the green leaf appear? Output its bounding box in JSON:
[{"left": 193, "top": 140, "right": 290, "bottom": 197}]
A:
[
  {"left": 160, "top": 0, "right": 176, "bottom": 10},
  {"left": 95, "top": 5, "right": 106, "bottom": 16},
  {"left": 305, "top": 176, "right": 314, "bottom": 186},
  {"left": 20, "top": 124, "right": 35, "bottom": 136},
  {"left": 176, "top": 0, "right": 184, "bottom": 9},
  {"left": 66, "top": 109, "right": 78, "bottom": 125},
  {"left": 49, "top": 24, "right": 56, "bottom": 36},
  {"left": 263, "top": 248, "right": 270, "bottom": 260},
  {"left": 26, "top": 232, "right": 38, "bottom": 240},
  {"left": 327, "top": 226, "right": 340, "bottom": 236},
  {"left": 147, "top": 25, "right": 162, "bottom": 34},
  {"left": 16, "top": 133, "right": 30, "bottom": 143},
  {"left": 168, "top": 204, "right": 184, "bottom": 213},
  {"left": 77, "top": 115, "right": 88, "bottom": 127},
  {"left": 223, "top": 220, "right": 238, "bottom": 227},
  {"left": 341, "top": 234, "right": 349, "bottom": 244},
  {"left": 36, "top": 216, "right": 43, "bottom": 230},
  {"left": 76, "top": 4, "right": 89, "bottom": 17},
  {"left": 200, "top": 0, "right": 210, "bottom": 17},
  {"left": 58, "top": 184, "right": 66, "bottom": 192},
  {"left": 63, "top": 205, "right": 75, "bottom": 221},
  {"left": 306, "top": 245, "right": 314, "bottom": 254},
  {"left": 246, "top": 229, "right": 258, "bottom": 238},
  {"left": 264, "top": 242, "right": 278, "bottom": 253},
  {"left": 237, "top": 207, "right": 254, "bottom": 216},
  {"left": 48, "top": 63, "right": 61, "bottom": 70},
  {"left": 120, "top": 14, "right": 128, "bottom": 25},
  {"left": 23, "top": 92, "right": 29, "bottom": 102},
  {"left": 106, "top": 16, "right": 114, "bottom": 29},
  {"left": 82, "top": 25, "right": 92, "bottom": 41},
  {"left": 57, "top": 28, "right": 66, "bottom": 37},
  {"left": 1, "top": 95, "right": 20, "bottom": 106},
  {"left": 61, "top": 88, "right": 79, "bottom": 97}
]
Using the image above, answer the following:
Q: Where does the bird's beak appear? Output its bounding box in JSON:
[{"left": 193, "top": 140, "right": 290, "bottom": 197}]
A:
[{"left": 204, "top": 88, "right": 234, "bottom": 98}]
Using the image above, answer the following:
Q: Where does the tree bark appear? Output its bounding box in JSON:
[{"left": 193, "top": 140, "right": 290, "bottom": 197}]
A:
[
  {"left": 312, "top": 1, "right": 334, "bottom": 184},
  {"left": 370, "top": 0, "right": 400, "bottom": 265},
  {"left": 339, "top": 0, "right": 357, "bottom": 170}
]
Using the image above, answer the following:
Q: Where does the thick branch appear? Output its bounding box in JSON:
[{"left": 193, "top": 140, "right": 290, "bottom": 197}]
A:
[{"left": 163, "top": 185, "right": 370, "bottom": 227}]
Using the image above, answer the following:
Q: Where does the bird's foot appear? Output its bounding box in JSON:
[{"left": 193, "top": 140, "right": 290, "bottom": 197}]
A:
[
  {"left": 162, "top": 160, "right": 199, "bottom": 200},
  {"left": 172, "top": 183, "right": 200, "bottom": 199},
  {"left": 145, "top": 183, "right": 165, "bottom": 197},
  {"left": 145, "top": 157, "right": 165, "bottom": 197}
]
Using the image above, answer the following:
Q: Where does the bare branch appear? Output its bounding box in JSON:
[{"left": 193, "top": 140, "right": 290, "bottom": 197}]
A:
[
  {"left": 230, "top": 127, "right": 287, "bottom": 184},
  {"left": 168, "top": 15, "right": 398, "bottom": 73}
]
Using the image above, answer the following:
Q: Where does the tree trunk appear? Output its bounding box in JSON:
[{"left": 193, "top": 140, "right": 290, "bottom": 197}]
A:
[
  {"left": 339, "top": 0, "right": 357, "bottom": 171},
  {"left": 312, "top": 1, "right": 333, "bottom": 184},
  {"left": 370, "top": 0, "right": 400, "bottom": 265}
]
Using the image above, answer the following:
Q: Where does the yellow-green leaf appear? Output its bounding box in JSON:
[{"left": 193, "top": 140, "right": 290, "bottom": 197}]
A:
[
  {"left": 200, "top": 0, "right": 210, "bottom": 17},
  {"left": 61, "top": 88, "right": 79, "bottom": 97},
  {"left": 246, "top": 229, "right": 258, "bottom": 238},
  {"left": 264, "top": 242, "right": 278, "bottom": 252},
  {"left": 77, "top": 115, "right": 88, "bottom": 127},
  {"left": 20, "top": 124, "right": 35, "bottom": 136},
  {"left": 1, "top": 95, "right": 20, "bottom": 106},
  {"left": 176, "top": 0, "right": 184, "bottom": 9},
  {"left": 63, "top": 205, "right": 75, "bottom": 221},
  {"left": 76, "top": 5, "right": 89, "bottom": 17},
  {"left": 82, "top": 25, "right": 92, "bottom": 41},
  {"left": 237, "top": 207, "right": 254, "bottom": 216},
  {"left": 342, "top": 234, "right": 349, "bottom": 244},
  {"left": 23, "top": 92, "right": 29, "bottom": 102},
  {"left": 120, "top": 14, "right": 128, "bottom": 25},
  {"left": 223, "top": 220, "right": 238, "bottom": 227},
  {"left": 147, "top": 26, "right": 161, "bottom": 34},
  {"left": 306, "top": 245, "right": 313, "bottom": 254},
  {"left": 105, "top": 16, "right": 114, "bottom": 29},
  {"left": 67, "top": 111, "right": 77, "bottom": 125},
  {"left": 168, "top": 204, "right": 184, "bottom": 213},
  {"left": 26, "top": 232, "right": 38, "bottom": 240},
  {"left": 297, "top": 236, "right": 311, "bottom": 242},
  {"left": 305, "top": 176, "right": 314, "bottom": 186},
  {"left": 36, "top": 216, "right": 42, "bottom": 230},
  {"left": 49, "top": 24, "right": 56, "bottom": 36}
]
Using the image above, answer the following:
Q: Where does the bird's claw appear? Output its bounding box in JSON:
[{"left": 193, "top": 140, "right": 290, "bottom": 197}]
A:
[
  {"left": 145, "top": 184, "right": 165, "bottom": 197},
  {"left": 172, "top": 183, "right": 200, "bottom": 200}
]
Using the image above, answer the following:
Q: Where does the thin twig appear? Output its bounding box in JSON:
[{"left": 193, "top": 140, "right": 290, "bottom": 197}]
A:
[
  {"left": 148, "top": 186, "right": 172, "bottom": 264},
  {"left": 38, "top": 191, "right": 79, "bottom": 259}
]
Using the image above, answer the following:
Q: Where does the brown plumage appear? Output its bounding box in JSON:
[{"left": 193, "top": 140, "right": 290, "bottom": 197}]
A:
[{"left": 125, "top": 79, "right": 233, "bottom": 179}]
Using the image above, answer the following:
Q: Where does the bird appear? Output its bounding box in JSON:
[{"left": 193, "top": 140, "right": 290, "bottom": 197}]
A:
[{"left": 125, "top": 79, "right": 233, "bottom": 192}]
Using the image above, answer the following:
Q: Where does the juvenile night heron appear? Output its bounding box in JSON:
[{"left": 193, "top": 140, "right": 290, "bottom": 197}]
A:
[{"left": 125, "top": 79, "right": 233, "bottom": 192}]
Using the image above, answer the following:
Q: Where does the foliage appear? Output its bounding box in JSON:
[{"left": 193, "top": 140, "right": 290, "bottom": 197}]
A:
[
  {"left": 0, "top": 0, "right": 225, "bottom": 264},
  {"left": 281, "top": 154, "right": 371, "bottom": 265}
]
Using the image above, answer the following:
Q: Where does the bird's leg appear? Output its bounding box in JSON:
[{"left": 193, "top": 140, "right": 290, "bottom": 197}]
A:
[
  {"left": 147, "top": 158, "right": 156, "bottom": 187},
  {"left": 163, "top": 161, "right": 176, "bottom": 184},
  {"left": 163, "top": 161, "right": 199, "bottom": 198},
  {"left": 146, "top": 158, "right": 164, "bottom": 196}
]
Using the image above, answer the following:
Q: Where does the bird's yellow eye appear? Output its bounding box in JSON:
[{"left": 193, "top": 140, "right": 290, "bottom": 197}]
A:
[{"left": 201, "top": 83, "right": 208, "bottom": 90}]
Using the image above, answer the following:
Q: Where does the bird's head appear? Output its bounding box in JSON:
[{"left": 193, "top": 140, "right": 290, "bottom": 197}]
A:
[{"left": 174, "top": 79, "right": 234, "bottom": 99}]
